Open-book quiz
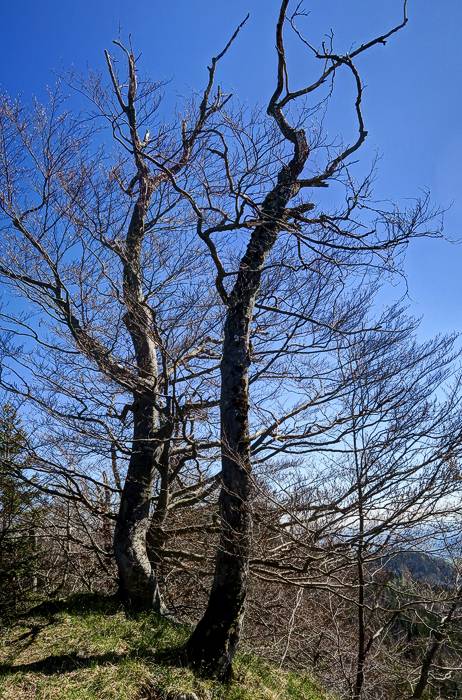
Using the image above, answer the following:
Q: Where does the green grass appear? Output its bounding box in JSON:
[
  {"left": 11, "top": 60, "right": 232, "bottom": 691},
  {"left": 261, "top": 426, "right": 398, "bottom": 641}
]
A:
[{"left": 0, "top": 594, "right": 329, "bottom": 700}]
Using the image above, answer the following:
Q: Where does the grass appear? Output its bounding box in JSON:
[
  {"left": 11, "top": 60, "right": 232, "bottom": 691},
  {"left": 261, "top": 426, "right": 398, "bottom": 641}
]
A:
[{"left": 0, "top": 594, "right": 329, "bottom": 700}]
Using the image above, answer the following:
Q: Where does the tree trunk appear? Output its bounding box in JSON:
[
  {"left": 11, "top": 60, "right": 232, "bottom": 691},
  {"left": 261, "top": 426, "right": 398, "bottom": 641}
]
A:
[
  {"left": 411, "top": 632, "right": 443, "bottom": 699},
  {"left": 352, "top": 556, "right": 366, "bottom": 700},
  {"left": 146, "top": 446, "right": 170, "bottom": 575},
  {"left": 186, "top": 145, "right": 308, "bottom": 678},
  {"left": 114, "top": 164, "right": 167, "bottom": 609},
  {"left": 186, "top": 7, "right": 309, "bottom": 670},
  {"left": 410, "top": 596, "right": 460, "bottom": 699},
  {"left": 113, "top": 397, "right": 166, "bottom": 613},
  {"left": 185, "top": 305, "right": 253, "bottom": 678},
  {"left": 352, "top": 428, "right": 366, "bottom": 700}
]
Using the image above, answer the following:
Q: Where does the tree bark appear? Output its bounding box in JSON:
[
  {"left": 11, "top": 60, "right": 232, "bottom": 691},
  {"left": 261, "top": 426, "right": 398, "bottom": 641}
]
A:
[
  {"left": 410, "top": 593, "right": 461, "bottom": 699},
  {"left": 186, "top": 4, "right": 312, "bottom": 675},
  {"left": 185, "top": 302, "right": 254, "bottom": 678},
  {"left": 186, "top": 137, "right": 309, "bottom": 677},
  {"left": 410, "top": 632, "right": 443, "bottom": 700},
  {"left": 113, "top": 185, "right": 169, "bottom": 610},
  {"left": 113, "top": 397, "right": 167, "bottom": 612},
  {"left": 146, "top": 444, "right": 170, "bottom": 573}
]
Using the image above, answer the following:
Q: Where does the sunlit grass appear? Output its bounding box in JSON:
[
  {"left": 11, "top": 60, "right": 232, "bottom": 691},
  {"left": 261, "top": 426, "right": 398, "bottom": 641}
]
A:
[{"left": 0, "top": 594, "right": 329, "bottom": 699}]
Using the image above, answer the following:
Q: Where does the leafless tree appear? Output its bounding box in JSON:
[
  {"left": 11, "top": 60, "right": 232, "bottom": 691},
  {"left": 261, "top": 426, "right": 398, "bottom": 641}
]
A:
[
  {"left": 242, "top": 312, "right": 462, "bottom": 698},
  {"left": 184, "top": 0, "right": 442, "bottom": 680},
  {"left": 1, "top": 0, "right": 458, "bottom": 689},
  {"left": 0, "top": 38, "right": 229, "bottom": 611}
]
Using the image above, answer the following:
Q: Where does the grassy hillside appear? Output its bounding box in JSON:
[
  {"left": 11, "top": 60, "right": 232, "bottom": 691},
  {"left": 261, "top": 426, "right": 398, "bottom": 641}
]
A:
[{"left": 0, "top": 595, "right": 329, "bottom": 700}]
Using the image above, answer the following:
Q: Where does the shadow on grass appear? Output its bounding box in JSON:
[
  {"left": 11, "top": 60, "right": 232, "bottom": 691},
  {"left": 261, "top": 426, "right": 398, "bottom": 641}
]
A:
[
  {"left": 21, "top": 593, "right": 122, "bottom": 620},
  {"left": 0, "top": 651, "right": 126, "bottom": 676},
  {"left": 6, "top": 621, "right": 52, "bottom": 645},
  {"left": 3, "top": 620, "right": 53, "bottom": 658},
  {"left": 18, "top": 593, "right": 184, "bottom": 628},
  {"left": 0, "top": 645, "right": 188, "bottom": 678},
  {"left": 0, "top": 593, "right": 191, "bottom": 683}
]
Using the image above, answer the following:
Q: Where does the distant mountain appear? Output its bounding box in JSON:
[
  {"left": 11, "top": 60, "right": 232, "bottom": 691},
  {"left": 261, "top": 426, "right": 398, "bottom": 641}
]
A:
[{"left": 384, "top": 551, "right": 456, "bottom": 587}]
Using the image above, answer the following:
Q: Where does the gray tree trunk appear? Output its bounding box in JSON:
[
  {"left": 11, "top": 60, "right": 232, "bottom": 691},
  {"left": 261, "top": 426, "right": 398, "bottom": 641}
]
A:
[
  {"left": 186, "top": 129, "right": 309, "bottom": 677},
  {"left": 114, "top": 397, "right": 168, "bottom": 612}
]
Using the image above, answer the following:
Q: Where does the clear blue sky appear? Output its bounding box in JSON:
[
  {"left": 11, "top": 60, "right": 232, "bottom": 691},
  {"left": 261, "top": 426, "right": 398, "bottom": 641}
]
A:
[{"left": 0, "top": 1, "right": 460, "bottom": 339}]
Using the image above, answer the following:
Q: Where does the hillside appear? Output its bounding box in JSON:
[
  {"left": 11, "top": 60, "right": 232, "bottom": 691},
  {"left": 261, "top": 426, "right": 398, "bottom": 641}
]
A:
[
  {"left": 384, "top": 551, "right": 456, "bottom": 587},
  {"left": 0, "top": 595, "right": 329, "bottom": 700}
]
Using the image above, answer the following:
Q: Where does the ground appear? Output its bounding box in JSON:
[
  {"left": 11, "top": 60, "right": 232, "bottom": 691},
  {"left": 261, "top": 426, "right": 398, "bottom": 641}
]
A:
[{"left": 0, "top": 595, "right": 329, "bottom": 700}]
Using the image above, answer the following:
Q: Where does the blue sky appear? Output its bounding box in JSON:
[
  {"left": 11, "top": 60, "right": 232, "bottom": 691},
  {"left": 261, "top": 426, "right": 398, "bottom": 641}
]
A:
[{"left": 0, "top": 1, "right": 460, "bottom": 339}]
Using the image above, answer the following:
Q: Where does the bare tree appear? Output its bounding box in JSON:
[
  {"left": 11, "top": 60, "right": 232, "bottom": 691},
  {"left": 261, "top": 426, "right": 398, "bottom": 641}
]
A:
[
  {"left": 184, "top": 0, "right": 435, "bottom": 680},
  {"left": 242, "top": 309, "right": 462, "bottom": 698},
  {"left": 0, "top": 38, "right": 230, "bottom": 610},
  {"left": 1, "top": 1, "right": 458, "bottom": 691}
]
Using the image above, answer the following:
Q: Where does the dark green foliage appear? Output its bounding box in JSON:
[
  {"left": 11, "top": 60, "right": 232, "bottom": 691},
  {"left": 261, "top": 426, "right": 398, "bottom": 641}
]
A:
[{"left": 0, "top": 404, "right": 41, "bottom": 616}]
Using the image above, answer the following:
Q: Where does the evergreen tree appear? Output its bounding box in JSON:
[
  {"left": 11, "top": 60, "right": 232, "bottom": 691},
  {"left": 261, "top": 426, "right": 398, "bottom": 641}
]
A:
[{"left": 0, "top": 404, "right": 39, "bottom": 615}]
